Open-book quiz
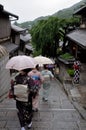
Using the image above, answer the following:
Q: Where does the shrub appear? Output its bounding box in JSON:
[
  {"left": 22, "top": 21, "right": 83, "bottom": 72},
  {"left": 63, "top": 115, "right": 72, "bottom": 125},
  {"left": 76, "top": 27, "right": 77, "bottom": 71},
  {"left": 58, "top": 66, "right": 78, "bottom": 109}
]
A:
[
  {"left": 60, "top": 53, "right": 74, "bottom": 60},
  {"left": 67, "top": 69, "right": 74, "bottom": 77}
]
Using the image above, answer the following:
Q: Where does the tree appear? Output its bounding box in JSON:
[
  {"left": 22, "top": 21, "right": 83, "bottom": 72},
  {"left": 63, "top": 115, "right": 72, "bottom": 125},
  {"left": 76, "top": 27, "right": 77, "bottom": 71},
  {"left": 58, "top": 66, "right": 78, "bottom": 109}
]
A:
[
  {"left": 31, "top": 17, "right": 64, "bottom": 57},
  {"left": 30, "top": 16, "right": 80, "bottom": 57}
]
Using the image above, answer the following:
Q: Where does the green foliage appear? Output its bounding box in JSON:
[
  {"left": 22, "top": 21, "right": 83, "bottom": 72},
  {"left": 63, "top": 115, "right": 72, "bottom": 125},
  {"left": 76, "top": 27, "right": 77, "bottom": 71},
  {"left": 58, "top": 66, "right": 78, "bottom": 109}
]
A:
[
  {"left": 30, "top": 17, "right": 66, "bottom": 57},
  {"left": 67, "top": 69, "right": 74, "bottom": 77},
  {"left": 18, "top": 0, "right": 85, "bottom": 58},
  {"left": 53, "top": 0, "right": 86, "bottom": 19},
  {"left": 32, "top": 49, "right": 42, "bottom": 57},
  {"left": 60, "top": 53, "right": 74, "bottom": 60},
  {"left": 30, "top": 15, "right": 80, "bottom": 57}
]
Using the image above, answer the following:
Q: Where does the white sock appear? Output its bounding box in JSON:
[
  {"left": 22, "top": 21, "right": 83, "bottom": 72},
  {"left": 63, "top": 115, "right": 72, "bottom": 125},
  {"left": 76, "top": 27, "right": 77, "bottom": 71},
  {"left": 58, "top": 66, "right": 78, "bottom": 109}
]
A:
[
  {"left": 28, "top": 122, "right": 32, "bottom": 127},
  {"left": 21, "top": 127, "right": 25, "bottom": 130}
]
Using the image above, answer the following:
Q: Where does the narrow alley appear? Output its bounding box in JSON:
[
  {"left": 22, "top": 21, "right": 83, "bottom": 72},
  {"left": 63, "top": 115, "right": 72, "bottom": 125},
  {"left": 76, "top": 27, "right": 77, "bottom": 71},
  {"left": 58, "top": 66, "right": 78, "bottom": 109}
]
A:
[{"left": 0, "top": 79, "right": 86, "bottom": 130}]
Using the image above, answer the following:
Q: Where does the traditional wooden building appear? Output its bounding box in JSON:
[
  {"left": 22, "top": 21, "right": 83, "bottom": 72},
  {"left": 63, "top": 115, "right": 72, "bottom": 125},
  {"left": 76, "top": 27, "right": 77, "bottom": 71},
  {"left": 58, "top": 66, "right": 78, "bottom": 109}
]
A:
[
  {"left": 0, "top": 4, "right": 19, "bottom": 58},
  {"left": 74, "top": 5, "right": 86, "bottom": 28},
  {"left": 20, "top": 32, "right": 33, "bottom": 55},
  {"left": 11, "top": 24, "right": 27, "bottom": 57},
  {"left": 0, "top": 4, "right": 19, "bottom": 100},
  {"left": 25, "top": 43, "right": 33, "bottom": 56},
  {"left": 11, "top": 24, "right": 26, "bottom": 45},
  {"left": 65, "top": 5, "right": 86, "bottom": 63}
]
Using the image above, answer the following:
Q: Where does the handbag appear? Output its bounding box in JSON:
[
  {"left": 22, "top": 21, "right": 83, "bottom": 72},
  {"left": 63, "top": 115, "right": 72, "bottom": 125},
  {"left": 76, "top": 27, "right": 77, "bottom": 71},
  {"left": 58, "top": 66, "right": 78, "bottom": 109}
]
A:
[{"left": 8, "top": 89, "right": 14, "bottom": 99}]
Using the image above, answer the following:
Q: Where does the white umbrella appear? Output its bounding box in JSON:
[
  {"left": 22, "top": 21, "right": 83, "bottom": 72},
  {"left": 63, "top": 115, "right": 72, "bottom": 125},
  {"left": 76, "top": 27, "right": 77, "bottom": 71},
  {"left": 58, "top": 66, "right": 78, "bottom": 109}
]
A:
[
  {"left": 6, "top": 55, "right": 36, "bottom": 71},
  {"left": 34, "top": 55, "right": 54, "bottom": 65}
]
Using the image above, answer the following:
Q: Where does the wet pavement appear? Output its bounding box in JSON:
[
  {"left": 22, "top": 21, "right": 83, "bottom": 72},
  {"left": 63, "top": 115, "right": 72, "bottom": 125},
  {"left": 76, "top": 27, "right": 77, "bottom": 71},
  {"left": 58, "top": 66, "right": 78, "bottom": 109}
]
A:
[
  {"left": 0, "top": 79, "right": 86, "bottom": 130},
  {"left": 60, "top": 63, "right": 86, "bottom": 120}
]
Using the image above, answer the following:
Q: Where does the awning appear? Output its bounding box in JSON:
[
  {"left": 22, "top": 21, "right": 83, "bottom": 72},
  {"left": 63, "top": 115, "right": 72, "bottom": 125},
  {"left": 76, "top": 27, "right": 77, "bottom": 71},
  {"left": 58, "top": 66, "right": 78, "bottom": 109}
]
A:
[
  {"left": 11, "top": 24, "right": 26, "bottom": 33},
  {"left": 73, "top": 5, "right": 86, "bottom": 16},
  {"left": 2, "top": 43, "right": 19, "bottom": 53},
  {"left": 25, "top": 44, "right": 33, "bottom": 51},
  {"left": 67, "top": 29, "right": 86, "bottom": 49}
]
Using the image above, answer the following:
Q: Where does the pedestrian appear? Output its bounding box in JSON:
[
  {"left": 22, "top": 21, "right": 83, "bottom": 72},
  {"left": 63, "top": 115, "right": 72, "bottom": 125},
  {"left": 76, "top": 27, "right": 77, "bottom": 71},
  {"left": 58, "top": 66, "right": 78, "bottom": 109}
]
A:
[
  {"left": 11, "top": 69, "right": 33, "bottom": 130},
  {"left": 47, "top": 64, "right": 55, "bottom": 74},
  {"left": 28, "top": 65, "right": 44, "bottom": 112},
  {"left": 73, "top": 58, "right": 81, "bottom": 84},
  {"left": 41, "top": 64, "right": 54, "bottom": 101}
]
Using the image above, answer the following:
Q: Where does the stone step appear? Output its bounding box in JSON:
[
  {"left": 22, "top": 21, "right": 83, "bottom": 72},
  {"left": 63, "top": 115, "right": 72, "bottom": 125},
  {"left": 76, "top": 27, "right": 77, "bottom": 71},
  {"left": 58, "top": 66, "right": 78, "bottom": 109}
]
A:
[{"left": 70, "top": 88, "right": 81, "bottom": 97}]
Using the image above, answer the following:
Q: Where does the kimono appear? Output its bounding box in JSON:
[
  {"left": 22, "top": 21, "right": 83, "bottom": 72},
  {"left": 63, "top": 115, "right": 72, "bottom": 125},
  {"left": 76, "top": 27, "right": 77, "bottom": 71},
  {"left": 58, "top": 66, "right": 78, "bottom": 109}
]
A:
[
  {"left": 28, "top": 69, "right": 44, "bottom": 111},
  {"left": 73, "top": 60, "right": 81, "bottom": 84},
  {"left": 41, "top": 69, "right": 54, "bottom": 101},
  {"left": 11, "top": 73, "right": 33, "bottom": 127}
]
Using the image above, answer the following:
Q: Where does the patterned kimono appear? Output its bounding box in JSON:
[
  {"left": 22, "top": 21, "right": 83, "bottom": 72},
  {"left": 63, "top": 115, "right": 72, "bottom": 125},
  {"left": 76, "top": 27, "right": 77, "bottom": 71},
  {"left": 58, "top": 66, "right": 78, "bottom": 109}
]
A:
[
  {"left": 73, "top": 60, "right": 81, "bottom": 84},
  {"left": 28, "top": 69, "right": 44, "bottom": 110},
  {"left": 11, "top": 73, "right": 33, "bottom": 127}
]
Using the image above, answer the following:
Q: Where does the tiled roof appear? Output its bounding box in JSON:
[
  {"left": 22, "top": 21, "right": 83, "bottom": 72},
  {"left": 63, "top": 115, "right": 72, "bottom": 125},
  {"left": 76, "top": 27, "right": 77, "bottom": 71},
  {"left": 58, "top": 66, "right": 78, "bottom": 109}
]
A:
[
  {"left": 2, "top": 43, "right": 19, "bottom": 53},
  {"left": 73, "top": 5, "right": 86, "bottom": 16},
  {"left": 67, "top": 29, "right": 86, "bottom": 49},
  {"left": 20, "top": 34, "right": 31, "bottom": 42},
  {"left": 11, "top": 24, "right": 26, "bottom": 33},
  {"left": 25, "top": 44, "right": 33, "bottom": 51},
  {"left": 0, "top": 4, "right": 18, "bottom": 20}
]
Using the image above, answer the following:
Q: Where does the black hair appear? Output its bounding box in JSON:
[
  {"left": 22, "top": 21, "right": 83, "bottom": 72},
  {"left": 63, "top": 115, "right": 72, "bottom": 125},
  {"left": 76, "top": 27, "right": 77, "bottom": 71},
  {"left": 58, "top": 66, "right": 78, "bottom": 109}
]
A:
[
  {"left": 43, "top": 64, "right": 47, "bottom": 69},
  {"left": 36, "top": 64, "right": 39, "bottom": 70},
  {"left": 23, "top": 68, "right": 32, "bottom": 74}
]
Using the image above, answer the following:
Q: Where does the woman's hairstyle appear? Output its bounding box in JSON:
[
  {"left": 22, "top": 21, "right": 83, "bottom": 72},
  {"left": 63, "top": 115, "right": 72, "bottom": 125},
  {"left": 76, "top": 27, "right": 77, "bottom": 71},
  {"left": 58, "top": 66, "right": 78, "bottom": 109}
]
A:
[
  {"left": 23, "top": 68, "right": 32, "bottom": 73},
  {"left": 43, "top": 64, "right": 47, "bottom": 69},
  {"left": 36, "top": 64, "right": 39, "bottom": 70}
]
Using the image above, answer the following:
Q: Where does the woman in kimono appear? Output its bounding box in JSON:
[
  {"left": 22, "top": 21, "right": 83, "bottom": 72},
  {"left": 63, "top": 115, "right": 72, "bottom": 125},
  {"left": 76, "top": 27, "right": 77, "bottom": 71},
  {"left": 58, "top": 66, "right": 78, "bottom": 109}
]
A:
[
  {"left": 11, "top": 69, "right": 33, "bottom": 130},
  {"left": 73, "top": 58, "right": 81, "bottom": 84},
  {"left": 41, "top": 64, "right": 54, "bottom": 101},
  {"left": 28, "top": 65, "right": 44, "bottom": 112}
]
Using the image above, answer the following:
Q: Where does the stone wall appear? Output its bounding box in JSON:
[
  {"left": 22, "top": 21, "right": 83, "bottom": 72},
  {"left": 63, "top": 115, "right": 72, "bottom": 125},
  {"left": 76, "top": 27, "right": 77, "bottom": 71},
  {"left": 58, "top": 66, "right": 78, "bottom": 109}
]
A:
[{"left": 57, "top": 62, "right": 72, "bottom": 83}]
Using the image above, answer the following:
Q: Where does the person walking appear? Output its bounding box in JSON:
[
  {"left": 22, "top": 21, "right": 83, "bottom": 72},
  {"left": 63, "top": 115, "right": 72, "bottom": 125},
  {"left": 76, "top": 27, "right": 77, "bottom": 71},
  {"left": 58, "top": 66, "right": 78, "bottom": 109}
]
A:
[
  {"left": 11, "top": 69, "right": 33, "bottom": 130},
  {"left": 41, "top": 64, "right": 54, "bottom": 101},
  {"left": 28, "top": 65, "right": 44, "bottom": 112},
  {"left": 73, "top": 58, "right": 81, "bottom": 84}
]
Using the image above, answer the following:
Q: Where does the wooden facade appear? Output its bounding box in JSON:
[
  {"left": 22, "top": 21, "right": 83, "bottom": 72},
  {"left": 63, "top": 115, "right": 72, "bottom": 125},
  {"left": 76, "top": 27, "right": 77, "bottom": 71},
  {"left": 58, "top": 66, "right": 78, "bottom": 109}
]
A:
[
  {"left": 11, "top": 24, "right": 26, "bottom": 45},
  {"left": 73, "top": 5, "right": 86, "bottom": 28},
  {"left": 65, "top": 6, "right": 86, "bottom": 63},
  {"left": 0, "top": 14, "right": 10, "bottom": 39},
  {"left": 10, "top": 24, "right": 26, "bottom": 58},
  {"left": 0, "top": 4, "right": 18, "bottom": 101},
  {"left": 0, "top": 4, "right": 19, "bottom": 58}
]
